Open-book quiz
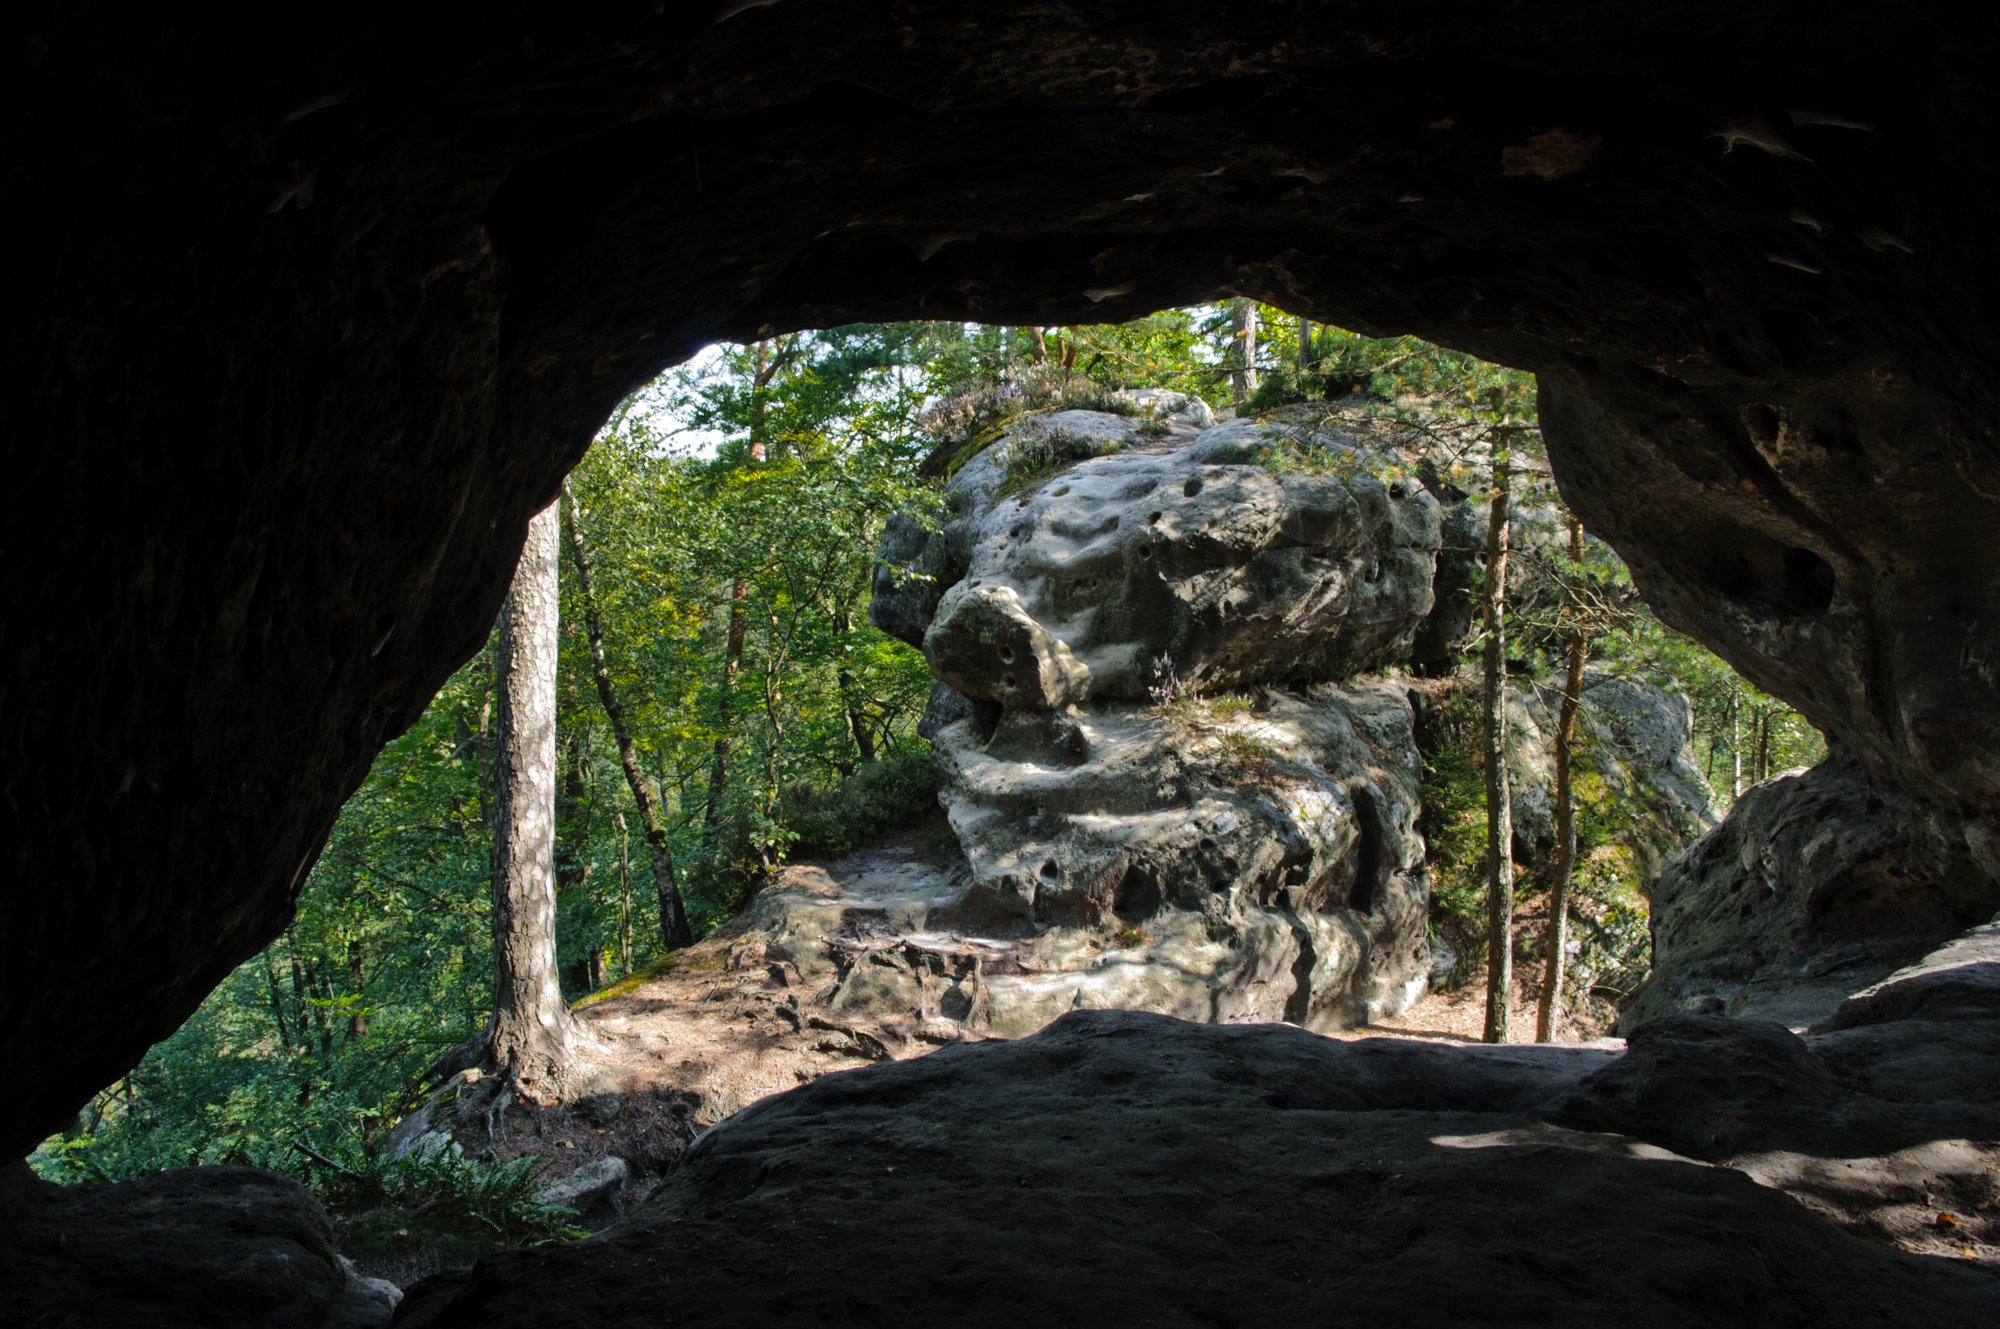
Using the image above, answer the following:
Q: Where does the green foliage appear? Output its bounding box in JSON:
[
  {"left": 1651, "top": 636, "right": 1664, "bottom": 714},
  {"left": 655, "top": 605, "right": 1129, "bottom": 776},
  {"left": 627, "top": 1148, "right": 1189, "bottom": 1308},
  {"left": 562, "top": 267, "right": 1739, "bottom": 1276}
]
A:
[
  {"left": 1415, "top": 681, "right": 1492, "bottom": 945},
  {"left": 333, "top": 1148, "right": 587, "bottom": 1244},
  {"left": 778, "top": 748, "right": 940, "bottom": 858},
  {"left": 999, "top": 424, "right": 1126, "bottom": 496}
]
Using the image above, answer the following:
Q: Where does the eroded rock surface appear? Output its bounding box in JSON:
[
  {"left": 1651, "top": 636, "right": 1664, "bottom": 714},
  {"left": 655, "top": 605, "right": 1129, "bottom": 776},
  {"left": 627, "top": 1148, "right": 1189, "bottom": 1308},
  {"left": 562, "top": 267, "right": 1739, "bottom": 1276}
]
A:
[
  {"left": 391, "top": 1006, "right": 2000, "bottom": 1329},
  {"left": 1623, "top": 754, "right": 2000, "bottom": 1031},
  {"left": 874, "top": 407, "right": 1441, "bottom": 1026}
]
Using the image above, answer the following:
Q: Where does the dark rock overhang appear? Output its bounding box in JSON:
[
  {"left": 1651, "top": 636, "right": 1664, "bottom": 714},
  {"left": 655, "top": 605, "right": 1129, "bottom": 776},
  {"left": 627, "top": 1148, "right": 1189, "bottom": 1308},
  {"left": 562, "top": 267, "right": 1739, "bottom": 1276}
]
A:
[{"left": 5, "top": 2, "right": 1997, "bottom": 1158}]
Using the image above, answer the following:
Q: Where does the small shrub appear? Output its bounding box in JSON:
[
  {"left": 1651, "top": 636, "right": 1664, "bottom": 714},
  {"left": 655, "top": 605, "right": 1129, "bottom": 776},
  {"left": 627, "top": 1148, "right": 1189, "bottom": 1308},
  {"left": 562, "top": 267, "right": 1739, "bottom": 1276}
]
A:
[
  {"left": 999, "top": 424, "right": 1123, "bottom": 496},
  {"left": 1112, "top": 924, "right": 1150, "bottom": 949},
  {"left": 924, "top": 364, "right": 1138, "bottom": 474},
  {"left": 777, "top": 748, "right": 939, "bottom": 858}
]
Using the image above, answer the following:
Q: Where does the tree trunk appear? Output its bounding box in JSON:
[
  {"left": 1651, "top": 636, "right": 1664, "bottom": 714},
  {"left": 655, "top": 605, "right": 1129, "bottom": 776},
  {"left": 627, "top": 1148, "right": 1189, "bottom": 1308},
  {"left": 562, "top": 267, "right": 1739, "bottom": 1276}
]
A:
[
  {"left": 1481, "top": 446, "right": 1515, "bottom": 1044},
  {"left": 1027, "top": 325, "right": 1048, "bottom": 365},
  {"left": 704, "top": 340, "right": 778, "bottom": 836},
  {"left": 488, "top": 498, "right": 579, "bottom": 1103},
  {"left": 615, "top": 812, "right": 633, "bottom": 978},
  {"left": 346, "top": 939, "right": 369, "bottom": 1040},
  {"left": 262, "top": 948, "right": 295, "bottom": 1054},
  {"left": 832, "top": 606, "right": 876, "bottom": 772},
  {"left": 562, "top": 480, "right": 695, "bottom": 947},
  {"left": 1230, "top": 298, "right": 1259, "bottom": 404},
  {"left": 1536, "top": 515, "right": 1589, "bottom": 1043},
  {"left": 1297, "top": 314, "right": 1313, "bottom": 376}
]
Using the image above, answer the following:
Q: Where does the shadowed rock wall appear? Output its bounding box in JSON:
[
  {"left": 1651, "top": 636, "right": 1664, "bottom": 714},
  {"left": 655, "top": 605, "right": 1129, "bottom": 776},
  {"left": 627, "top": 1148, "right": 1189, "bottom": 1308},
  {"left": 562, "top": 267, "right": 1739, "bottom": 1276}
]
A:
[{"left": 8, "top": 4, "right": 2000, "bottom": 1157}]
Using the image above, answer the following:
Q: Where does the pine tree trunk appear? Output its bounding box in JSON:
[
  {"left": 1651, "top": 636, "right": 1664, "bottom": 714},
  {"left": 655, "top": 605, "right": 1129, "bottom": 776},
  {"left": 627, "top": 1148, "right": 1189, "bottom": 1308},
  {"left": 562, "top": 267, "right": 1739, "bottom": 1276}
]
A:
[
  {"left": 488, "top": 498, "right": 579, "bottom": 1103},
  {"left": 1536, "top": 516, "right": 1588, "bottom": 1042},
  {"left": 1481, "top": 447, "right": 1515, "bottom": 1044},
  {"left": 562, "top": 480, "right": 695, "bottom": 947},
  {"left": 1230, "top": 299, "right": 1260, "bottom": 404}
]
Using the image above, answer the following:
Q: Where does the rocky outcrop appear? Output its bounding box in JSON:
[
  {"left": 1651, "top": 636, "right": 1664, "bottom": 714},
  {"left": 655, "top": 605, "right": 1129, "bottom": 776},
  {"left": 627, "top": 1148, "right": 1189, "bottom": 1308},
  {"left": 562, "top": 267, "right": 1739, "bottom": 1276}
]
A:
[
  {"left": 1505, "top": 671, "right": 1718, "bottom": 880},
  {"left": 393, "top": 994, "right": 2000, "bottom": 1328},
  {"left": 13, "top": 5, "right": 2000, "bottom": 1164},
  {"left": 1622, "top": 754, "right": 2000, "bottom": 1031},
  {"left": 0, "top": 1162, "right": 396, "bottom": 1329},
  {"left": 871, "top": 405, "right": 1441, "bottom": 1027}
]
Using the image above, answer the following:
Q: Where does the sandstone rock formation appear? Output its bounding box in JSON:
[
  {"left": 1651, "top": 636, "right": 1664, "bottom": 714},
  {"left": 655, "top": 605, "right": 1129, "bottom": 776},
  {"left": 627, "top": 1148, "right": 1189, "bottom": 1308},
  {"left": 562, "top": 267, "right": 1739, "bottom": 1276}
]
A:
[
  {"left": 871, "top": 405, "right": 1441, "bottom": 1028},
  {"left": 1623, "top": 754, "right": 2000, "bottom": 1031},
  {"left": 392, "top": 970, "right": 2000, "bottom": 1327}
]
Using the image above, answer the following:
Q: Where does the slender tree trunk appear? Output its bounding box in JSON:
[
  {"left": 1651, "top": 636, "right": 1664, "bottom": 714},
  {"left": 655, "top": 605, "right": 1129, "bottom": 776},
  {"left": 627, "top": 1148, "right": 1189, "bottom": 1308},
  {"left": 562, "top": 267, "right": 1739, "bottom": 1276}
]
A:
[
  {"left": 1731, "top": 690, "right": 1743, "bottom": 798},
  {"left": 1755, "top": 709, "right": 1772, "bottom": 782},
  {"left": 1481, "top": 446, "right": 1515, "bottom": 1044},
  {"left": 346, "top": 939, "right": 369, "bottom": 1040},
  {"left": 263, "top": 949, "right": 295, "bottom": 1053},
  {"left": 488, "top": 498, "right": 579, "bottom": 1102},
  {"left": 615, "top": 812, "right": 633, "bottom": 978},
  {"left": 562, "top": 480, "right": 696, "bottom": 947},
  {"left": 705, "top": 340, "right": 778, "bottom": 835},
  {"left": 1536, "top": 515, "right": 1589, "bottom": 1043},
  {"left": 1028, "top": 325, "right": 1048, "bottom": 365},
  {"left": 832, "top": 605, "right": 876, "bottom": 772},
  {"left": 1230, "top": 298, "right": 1260, "bottom": 404},
  {"left": 1297, "top": 314, "right": 1313, "bottom": 376}
]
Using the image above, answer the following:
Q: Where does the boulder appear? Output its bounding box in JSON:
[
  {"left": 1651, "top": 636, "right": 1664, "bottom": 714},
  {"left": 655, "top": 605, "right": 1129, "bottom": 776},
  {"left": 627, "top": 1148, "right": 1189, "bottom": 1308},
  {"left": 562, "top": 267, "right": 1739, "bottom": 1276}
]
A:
[
  {"left": 1622, "top": 754, "right": 2000, "bottom": 1032},
  {"left": 391, "top": 1009, "right": 2000, "bottom": 1329},
  {"left": 0, "top": 1162, "right": 377, "bottom": 1329},
  {"left": 870, "top": 411, "right": 1446, "bottom": 1028}
]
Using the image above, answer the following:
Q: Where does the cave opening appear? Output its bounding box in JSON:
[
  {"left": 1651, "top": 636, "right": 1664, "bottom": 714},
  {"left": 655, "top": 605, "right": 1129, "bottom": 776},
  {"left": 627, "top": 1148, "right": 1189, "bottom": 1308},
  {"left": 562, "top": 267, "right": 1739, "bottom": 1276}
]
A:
[{"left": 10, "top": 7, "right": 2000, "bottom": 1320}]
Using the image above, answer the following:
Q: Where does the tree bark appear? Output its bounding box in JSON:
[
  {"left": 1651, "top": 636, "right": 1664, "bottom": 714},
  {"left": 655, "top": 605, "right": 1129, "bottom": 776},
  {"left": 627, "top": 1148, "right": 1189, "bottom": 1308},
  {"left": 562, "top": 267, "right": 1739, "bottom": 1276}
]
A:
[
  {"left": 1481, "top": 446, "right": 1515, "bottom": 1044},
  {"left": 1297, "top": 314, "right": 1313, "bottom": 376},
  {"left": 561, "top": 479, "right": 695, "bottom": 947},
  {"left": 488, "top": 498, "right": 579, "bottom": 1103},
  {"left": 1027, "top": 325, "right": 1048, "bottom": 365},
  {"left": 1536, "top": 514, "right": 1589, "bottom": 1043},
  {"left": 1230, "top": 298, "right": 1259, "bottom": 404}
]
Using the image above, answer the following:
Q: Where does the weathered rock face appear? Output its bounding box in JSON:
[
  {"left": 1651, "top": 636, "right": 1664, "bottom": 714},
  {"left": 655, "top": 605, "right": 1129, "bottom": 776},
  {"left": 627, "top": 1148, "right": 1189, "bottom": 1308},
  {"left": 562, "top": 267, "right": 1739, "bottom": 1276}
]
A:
[
  {"left": 1623, "top": 754, "right": 2000, "bottom": 1031},
  {"left": 391, "top": 995, "right": 2000, "bottom": 1329},
  {"left": 900, "top": 411, "right": 1442, "bottom": 702},
  {"left": 11, "top": 3, "right": 2000, "bottom": 1170},
  {"left": 871, "top": 408, "right": 1439, "bottom": 1027},
  {"left": 0, "top": 1162, "right": 396, "bottom": 1329}
]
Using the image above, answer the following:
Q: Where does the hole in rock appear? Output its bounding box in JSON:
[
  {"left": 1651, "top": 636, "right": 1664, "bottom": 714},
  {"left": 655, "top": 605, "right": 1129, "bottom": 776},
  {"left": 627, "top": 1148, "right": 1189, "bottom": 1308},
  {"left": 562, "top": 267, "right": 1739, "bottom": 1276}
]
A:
[
  {"left": 999, "top": 644, "right": 1016, "bottom": 663},
  {"left": 1148, "top": 511, "right": 1163, "bottom": 523},
  {"left": 1039, "top": 859, "right": 1061, "bottom": 884},
  {"left": 1183, "top": 477, "right": 1204, "bottom": 497},
  {"left": 1139, "top": 545, "right": 1153, "bottom": 559},
  {"left": 1113, "top": 869, "right": 1163, "bottom": 922},
  {"left": 1002, "top": 672, "right": 1017, "bottom": 688}
]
